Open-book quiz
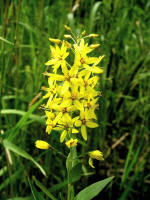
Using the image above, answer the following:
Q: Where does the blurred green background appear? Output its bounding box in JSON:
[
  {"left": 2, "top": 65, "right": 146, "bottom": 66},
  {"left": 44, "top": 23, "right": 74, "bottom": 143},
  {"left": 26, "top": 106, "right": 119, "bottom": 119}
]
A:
[{"left": 0, "top": 0, "right": 150, "bottom": 199}]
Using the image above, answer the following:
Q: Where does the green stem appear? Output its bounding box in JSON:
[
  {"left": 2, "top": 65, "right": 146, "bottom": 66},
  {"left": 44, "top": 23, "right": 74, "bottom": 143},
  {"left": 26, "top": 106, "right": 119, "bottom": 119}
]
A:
[{"left": 67, "top": 147, "right": 73, "bottom": 200}]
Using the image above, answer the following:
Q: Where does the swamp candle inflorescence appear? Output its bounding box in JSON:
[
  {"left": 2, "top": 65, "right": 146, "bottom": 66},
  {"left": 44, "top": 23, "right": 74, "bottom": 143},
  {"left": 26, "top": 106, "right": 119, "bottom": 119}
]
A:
[{"left": 35, "top": 26, "right": 104, "bottom": 168}]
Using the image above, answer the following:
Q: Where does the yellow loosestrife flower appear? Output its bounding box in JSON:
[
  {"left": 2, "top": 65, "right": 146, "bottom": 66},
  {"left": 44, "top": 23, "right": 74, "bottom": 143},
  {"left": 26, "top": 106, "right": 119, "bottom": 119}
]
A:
[
  {"left": 88, "top": 150, "right": 104, "bottom": 168},
  {"left": 65, "top": 138, "right": 78, "bottom": 148},
  {"left": 36, "top": 27, "right": 104, "bottom": 149}
]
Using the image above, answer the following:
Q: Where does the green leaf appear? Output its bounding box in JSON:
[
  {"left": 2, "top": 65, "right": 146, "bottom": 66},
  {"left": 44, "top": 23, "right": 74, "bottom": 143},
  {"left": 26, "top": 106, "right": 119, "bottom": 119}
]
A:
[
  {"left": 75, "top": 176, "right": 114, "bottom": 200},
  {"left": 66, "top": 151, "right": 72, "bottom": 173},
  {"left": 28, "top": 178, "right": 44, "bottom": 200},
  {"left": 66, "top": 147, "right": 78, "bottom": 173},
  {"left": 7, "top": 197, "right": 32, "bottom": 200},
  {"left": 0, "top": 36, "right": 14, "bottom": 45},
  {"left": 0, "top": 109, "right": 45, "bottom": 125},
  {"left": 89, "top": 2, "right": 102, "bottom": 33},
  {"left": 49, "top": 180, "right": 68, "bottom": 193},
  {"left": 7, "top": 98, "right": 43, "bottom": 141},
  {"left": 33, "top": 176, "right": 57, "bottom": 200},
  {"left": 69, "top": 163, "right": 82, "bottom": 184},
  {"left": 0, "top": 169, "right": 22, "bottom": 191},
  {"left": 3, "top": 139, "right": 46, "bottom": 176}
]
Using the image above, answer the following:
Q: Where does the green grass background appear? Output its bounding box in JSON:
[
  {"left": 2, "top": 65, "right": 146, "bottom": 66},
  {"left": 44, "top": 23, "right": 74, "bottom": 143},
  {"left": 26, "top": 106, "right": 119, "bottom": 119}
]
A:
[{"left": 0, "top": 0, "right": 150, "bottom": 199}]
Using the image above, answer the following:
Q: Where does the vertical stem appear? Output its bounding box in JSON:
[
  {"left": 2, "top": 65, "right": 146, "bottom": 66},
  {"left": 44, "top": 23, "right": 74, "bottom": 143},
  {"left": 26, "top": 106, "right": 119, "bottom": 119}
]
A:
[{"left": 67, "top": 147, "right": 73, "bottom": 200}]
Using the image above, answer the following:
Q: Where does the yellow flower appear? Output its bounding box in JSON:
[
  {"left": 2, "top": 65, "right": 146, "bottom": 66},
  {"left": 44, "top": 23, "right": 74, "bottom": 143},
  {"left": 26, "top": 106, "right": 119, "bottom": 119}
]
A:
[
  {"left": 45, "top": 41, "right": 69, "bottom": 73},
  {"left": 35, "top": 140, "right": 50, "bottom": 149},
  {"left": 75, "top": 108, "right": 99, "bottom": 140},
  {"left": 65, "top": 138, "right": 78, "bottom": 148},
  {"left": 46, "top": 112, "right": 62, "bottom": 134},
  {"left": 37, "top": 28, "right": 104, "bottom": 147},
  {"left": 88, "top": 150, "right": 104, "bottom": 168}
]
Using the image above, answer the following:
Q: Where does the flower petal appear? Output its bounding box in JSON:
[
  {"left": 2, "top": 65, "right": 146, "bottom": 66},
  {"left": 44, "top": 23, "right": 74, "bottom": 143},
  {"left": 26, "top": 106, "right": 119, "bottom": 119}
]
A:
[
  {"left": 81, "top": 125, "right": 87, "bottom": 140},
  {"left": 60, "top": 130, "right": 67, "bottom": 143},
  {"left": 86, "top": 121, "right": 99, "bottom": 128},
  {"left": 88, "top": 157, "right": 95, "bottom": 168}
]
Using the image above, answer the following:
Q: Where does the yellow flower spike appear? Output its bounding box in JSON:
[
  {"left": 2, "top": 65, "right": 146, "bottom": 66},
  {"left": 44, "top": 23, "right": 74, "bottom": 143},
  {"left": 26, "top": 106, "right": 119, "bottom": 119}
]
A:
[
  {"left": 89, "top": 44, "right": 100, "bottom": 49},
  {"left": 87, "top": 33, "right": 99, "bottom": 38},
  {"left": 35, "top": 140, "right": 50, "bottom": 150},
  {"left": 39, "top": 28, "right": 105, "bottom": 147},
  {"left": 65, "top": 138, "right": 78, "bottom": 148},
  {"left": 64, "top": 25, "right": 71, "bottom": 32},
  {"left": 89, "top": 150, "right": 104, "bottom": 161},
  {"left": 49, "top": 38, "right": 62, "bottom": 44}
]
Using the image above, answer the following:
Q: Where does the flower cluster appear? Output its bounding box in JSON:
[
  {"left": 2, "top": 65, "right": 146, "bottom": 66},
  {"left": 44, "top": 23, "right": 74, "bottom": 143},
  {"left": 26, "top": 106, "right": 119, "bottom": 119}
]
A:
[{"left": 36, "top": 27, "right": 104, "bottom": 151}]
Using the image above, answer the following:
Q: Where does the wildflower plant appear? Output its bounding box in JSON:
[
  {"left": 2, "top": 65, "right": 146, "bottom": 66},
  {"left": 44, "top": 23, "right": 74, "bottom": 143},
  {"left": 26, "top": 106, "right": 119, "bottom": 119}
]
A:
[{"left": 35, "top": 26, "right": 114, "bottom": 200}]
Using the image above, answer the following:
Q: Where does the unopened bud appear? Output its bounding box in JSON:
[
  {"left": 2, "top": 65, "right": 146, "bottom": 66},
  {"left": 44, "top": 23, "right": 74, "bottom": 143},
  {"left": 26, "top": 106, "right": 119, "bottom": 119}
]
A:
[
  {"left": 81, "top": 30, "right": 86, "bottom": 36},
  {"left": 64, "top": 25, "right": 71, "bottom": 32},
  {"left": 64, "top": 34, "right": 72, "bottom": 39},
  {"left": 65, "top": 41, "right": 72, "bottom": 48},
  {"left": 49, "top": 38, "right": 61, "bottom": 44},
  {"left": 87, "top": 34, "right": 99, "bottom": 38},
  {"left": 35, "top": 140, "right": 50, "bottom": 149},
  {"left": 90, "top": 44, "right": 100, "bottom": 49}
]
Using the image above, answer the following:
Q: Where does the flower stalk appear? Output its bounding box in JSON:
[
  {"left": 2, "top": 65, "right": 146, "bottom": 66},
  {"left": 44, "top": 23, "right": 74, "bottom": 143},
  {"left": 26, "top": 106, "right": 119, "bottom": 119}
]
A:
[{"left": 35, "top": 25, "right": 106, "bottom": 198}]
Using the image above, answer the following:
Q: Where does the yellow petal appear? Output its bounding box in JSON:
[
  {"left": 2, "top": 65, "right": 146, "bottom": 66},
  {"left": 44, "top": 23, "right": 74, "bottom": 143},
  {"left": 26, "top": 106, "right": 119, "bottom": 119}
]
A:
[
  {"left": 35, "top": 140, "right": 50, "bottom": 149},
  {"left": 88, "top": 157, "right": 95, "bottom": 168},
  {"left": 75, "top": 120, "right": 82, "bottom": 127},
  {"left": 65, "top": 138, "right": 78, "bottom": 148},
  {"left": 81, "top": 125, "right": 87, "bottom": 140},
  {"left": 60, "top": 130, "right": 67, "bottom": 143},
  {"left": 86, "top": 121, "right": 99, "bottom": 128},
  {"left": 74, "top": 100, "right": 83, "bottom": 111},
  {"left": 72, "top": 128, "right": 79, "bottom": 134},
  {"left": 89, "top": 150, "right": 104, "bottom": 161}
]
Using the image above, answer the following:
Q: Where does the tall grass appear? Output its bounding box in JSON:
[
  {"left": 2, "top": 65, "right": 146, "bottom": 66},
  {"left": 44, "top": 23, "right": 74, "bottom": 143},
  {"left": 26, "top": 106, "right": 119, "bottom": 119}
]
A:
[{"left": 0, "top": 0, "right": 150, "bottom": 199}]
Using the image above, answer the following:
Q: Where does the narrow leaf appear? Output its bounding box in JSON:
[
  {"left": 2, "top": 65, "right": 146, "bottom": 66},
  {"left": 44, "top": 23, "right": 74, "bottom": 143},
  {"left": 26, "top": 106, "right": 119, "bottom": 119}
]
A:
[
  {"left": 28, "top": 179, "right": 44, "bottom": 200},
  {"left": 33, "top": 176, "right": 57, "bottom": 200},
  {"left": 69, "top": 163, "right": 82, "bottom": 184},
  {"left": 75, "top": 176, "right": 114, "bottom": 200},
  {"left": 3, "top": 139, "right": 46, "bottom": 176}
]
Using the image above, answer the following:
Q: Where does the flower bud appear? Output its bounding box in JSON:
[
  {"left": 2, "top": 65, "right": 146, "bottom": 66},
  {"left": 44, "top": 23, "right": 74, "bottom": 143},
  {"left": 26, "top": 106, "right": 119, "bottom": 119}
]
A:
[
  {"left": 90, "top": 44, "right": 100, "bottom": 49},
  {"left": 49, "top": 38, "right": 61, "bottom": 44},
  {"left": 65, "top": 41, "right": 72, "bottom": 48},
  {"left": 64, "top": 25, "right": 71, "bottom": 32},
  {"left": 87, "top": 34, "right": 99, "bottom": 38},
  {"left": 81, "top": 30, "right": 86, "bottom": 36},
  {"left": 35, "top": 140, "right": 50, "bottom": 149},
  {"left": 64, "top": 34, "right": 72, "bottom": 39}
]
